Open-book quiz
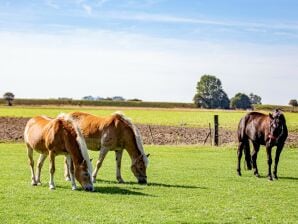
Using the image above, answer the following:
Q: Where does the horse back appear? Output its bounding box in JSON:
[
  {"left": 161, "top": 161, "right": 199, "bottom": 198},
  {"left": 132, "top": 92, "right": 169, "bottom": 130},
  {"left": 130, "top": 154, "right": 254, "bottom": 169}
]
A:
[
  {"left": 238, "top": 112, "right": 269, "bottom": 145},
  {"left": 70, "top": 111, "right": 133, "bottom": 150},
  {"left": 24, "top": 116, "right": 67, "bottom": 154}
]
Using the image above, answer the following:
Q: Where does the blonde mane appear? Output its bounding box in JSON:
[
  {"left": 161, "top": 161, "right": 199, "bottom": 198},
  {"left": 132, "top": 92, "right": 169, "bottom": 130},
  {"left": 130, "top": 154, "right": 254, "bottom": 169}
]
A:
[
  {"left": 57, "top": 113, "right": 93, "bottom": 175},
  {"left": 113, "top": 111, "right": 149, "bottom": 167}
]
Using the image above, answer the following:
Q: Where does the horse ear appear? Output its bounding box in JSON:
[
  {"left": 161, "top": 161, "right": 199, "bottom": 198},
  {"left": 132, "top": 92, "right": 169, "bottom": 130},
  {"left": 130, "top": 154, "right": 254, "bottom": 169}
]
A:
[{"left": 146, "top": 154, "right": 150, "bottom": 158}]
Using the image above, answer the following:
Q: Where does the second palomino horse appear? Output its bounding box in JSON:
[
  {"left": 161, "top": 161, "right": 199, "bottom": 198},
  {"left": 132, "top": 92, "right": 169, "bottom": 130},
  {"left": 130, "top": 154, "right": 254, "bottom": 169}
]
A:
[
  {"left": 24, "top": 114, "right": 93, "bottom": 191},
  {"left": 65, "top": 111, "right": 149, "bottom": 184}
]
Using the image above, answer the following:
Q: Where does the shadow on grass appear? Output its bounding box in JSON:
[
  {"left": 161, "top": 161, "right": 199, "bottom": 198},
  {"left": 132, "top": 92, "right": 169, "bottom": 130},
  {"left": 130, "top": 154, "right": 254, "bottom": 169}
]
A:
[
  {"left": 40, "top": 183, "right": 154, "bottom": 196},
  {"left": 279, "top": 176, "right": 298, "bottom": 181},
  {"left": 93, "top": 186, "right": 154, "bottom": 196},
  {"left": 96, "top": 179, "right": 207, "bottom": 189}
]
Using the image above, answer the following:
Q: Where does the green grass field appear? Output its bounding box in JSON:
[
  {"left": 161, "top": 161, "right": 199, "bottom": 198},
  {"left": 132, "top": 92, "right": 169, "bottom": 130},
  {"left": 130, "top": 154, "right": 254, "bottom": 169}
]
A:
[
  {"left": 1, "top": 106, "right": 298, "bottom": 131},
  {"left": 0, "top": 143, "right": 297, "bottom": 223}
]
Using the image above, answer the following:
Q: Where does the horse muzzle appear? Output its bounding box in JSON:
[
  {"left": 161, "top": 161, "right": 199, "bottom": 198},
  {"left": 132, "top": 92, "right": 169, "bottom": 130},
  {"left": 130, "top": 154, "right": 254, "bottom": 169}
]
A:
[
  {"left": 84, "top": 184, "right": 94, "bottom": 192},
  {"left": 138, "top": 177, "right": 147, "bottom": 185}
]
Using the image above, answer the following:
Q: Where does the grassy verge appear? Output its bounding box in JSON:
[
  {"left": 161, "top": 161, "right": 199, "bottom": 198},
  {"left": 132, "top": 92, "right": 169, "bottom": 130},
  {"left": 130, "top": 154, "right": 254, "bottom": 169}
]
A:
[{"left": 0, "top": 143, "right": 297, "bottom": 223}]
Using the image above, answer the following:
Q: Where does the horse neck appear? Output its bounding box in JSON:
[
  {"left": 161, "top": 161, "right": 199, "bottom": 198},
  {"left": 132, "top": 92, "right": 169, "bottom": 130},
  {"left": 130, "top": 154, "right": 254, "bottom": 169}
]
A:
[
  {"left": 63, "top": 126, "right": 84, "bottom": 167},
  {"left": 122, "top": 124, "right": 141, "bottom": 160}
]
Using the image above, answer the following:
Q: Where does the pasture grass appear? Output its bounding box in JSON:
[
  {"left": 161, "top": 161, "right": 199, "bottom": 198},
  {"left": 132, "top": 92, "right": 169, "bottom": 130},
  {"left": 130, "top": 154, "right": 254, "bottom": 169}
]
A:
[
  {"left": 0, "top": 143, "right": 297, "bottom": 223},
  {"left": 1, "top": 105, "right": 298, "bottom": 131}
]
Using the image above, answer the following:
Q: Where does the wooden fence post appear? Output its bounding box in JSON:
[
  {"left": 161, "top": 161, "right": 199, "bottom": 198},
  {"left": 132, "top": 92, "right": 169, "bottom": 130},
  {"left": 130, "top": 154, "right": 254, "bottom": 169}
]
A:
[
  {"left": 148, "top": 125, "right": 155, "bottom": 145},
  {"left": 214, "top": 115, "right": 219, "bottom": 146}
]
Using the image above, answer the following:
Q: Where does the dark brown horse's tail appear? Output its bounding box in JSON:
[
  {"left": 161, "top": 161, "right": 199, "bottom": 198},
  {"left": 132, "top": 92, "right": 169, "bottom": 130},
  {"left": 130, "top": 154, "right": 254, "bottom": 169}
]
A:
[
  {"left": 238, "top": 114, "right": 252, "bottom": 170},
  {"left": 243, "top": 141, "right": 252, "bottom": 170}
]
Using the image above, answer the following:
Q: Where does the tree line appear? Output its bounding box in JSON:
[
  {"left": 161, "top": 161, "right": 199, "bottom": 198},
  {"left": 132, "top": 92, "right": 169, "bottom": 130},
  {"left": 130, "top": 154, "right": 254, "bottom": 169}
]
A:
[{"left": 193, "top": 75, "right": 262, "bottom": 109}]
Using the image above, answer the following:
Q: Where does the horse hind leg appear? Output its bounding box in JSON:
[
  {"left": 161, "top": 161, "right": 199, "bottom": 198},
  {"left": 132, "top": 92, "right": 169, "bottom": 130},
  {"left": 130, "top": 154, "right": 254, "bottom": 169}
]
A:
[
  {"left": 92, "top": 147, "right": 109, "bottom": 183},
  {"left": 26, "top": 144, "right": 37, "bottom": 186},
  {"left": 251, "top": 142, "right": 260, "bottom": 178}
]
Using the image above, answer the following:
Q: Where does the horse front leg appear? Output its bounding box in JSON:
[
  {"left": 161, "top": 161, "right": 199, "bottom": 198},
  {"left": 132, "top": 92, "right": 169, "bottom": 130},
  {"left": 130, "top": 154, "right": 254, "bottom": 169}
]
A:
[
  {"left": 237, "top": 142, "right": 244, "bottom": 176},
  {"left": 273, "top": 143, "right": 284, "bottom": 180},
  {"left": 66, "top": 155, "right": 77, "bottom": 190},
  {"left": 252, "top": 142, "right": 260, "bottom": 177},
  {"left": 92, "top": 147, "right": 109, "bottom": 183},
  {"left": 115, "top": 150, "right": 125, "bottom": 183},
  {"left": 266, "top": 146, "right": 273, "bottom": 181},
  {"left": 49, "top": 152, "right": 56, "bottom": 190},
  {"left": 36, "top": 154, "right": 47, "bottom": 185},
  {"left": 26, "top": 145, "right": 37, "bottom": 186}
]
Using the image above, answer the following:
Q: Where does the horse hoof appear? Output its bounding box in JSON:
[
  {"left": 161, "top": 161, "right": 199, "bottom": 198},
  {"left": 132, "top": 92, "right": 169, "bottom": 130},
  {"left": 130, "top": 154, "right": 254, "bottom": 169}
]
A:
[
  {"left": 37, "top": 182, "right": 42, "bottom": 186},
  {"left": 49, "top": 185, "right": 55, "bottom": 190},
  {"left": 237, "top": 172, "right": 242, "bottom": 176},
  {"left": 65, "top": 177, "right": 71, "bottom": 181},
  {"left": 31, "top": 182, "right": 37, "bottom": 186},
  {"left": 72, "top": 186, "right": 77, "bottom": 191},
  {"left": 255, "top": 173, "right": 260, "bottom": 178},
  {"left": 118, "top": 179, "right": 125, "bottom": 184}
]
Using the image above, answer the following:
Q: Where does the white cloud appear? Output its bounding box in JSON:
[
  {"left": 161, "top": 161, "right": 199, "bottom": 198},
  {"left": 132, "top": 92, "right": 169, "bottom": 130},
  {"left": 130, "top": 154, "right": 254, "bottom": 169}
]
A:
[
  {"left": 96, "top": 0, "right": 110, "bottom": 7},
  {"left": 105, "top": 11, "right": 298, "bottom": 34},
  {"left": 45, "top": 0, "right": 59, "bottom": 9},
  {"left": 0, "top": 30, "right": 297, "bottom": 104},
  {"left": 82, "top": 4, "right": 92, "bottom": 15}
]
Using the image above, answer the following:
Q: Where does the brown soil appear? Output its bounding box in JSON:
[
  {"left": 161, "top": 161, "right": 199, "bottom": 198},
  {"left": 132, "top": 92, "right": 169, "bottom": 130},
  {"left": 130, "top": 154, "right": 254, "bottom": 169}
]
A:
[{"left": 1, "top": 117, "right": 297, "bottom": 147}]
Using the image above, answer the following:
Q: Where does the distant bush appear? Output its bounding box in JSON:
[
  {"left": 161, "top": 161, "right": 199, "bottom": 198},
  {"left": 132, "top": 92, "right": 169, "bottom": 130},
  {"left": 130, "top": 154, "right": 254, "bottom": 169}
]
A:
[
  {"left": 0, "top": 98, "right": 195, "bottom": 109},
  {"left": 253, "top": 104, "right": 297, "bottom": 112}
]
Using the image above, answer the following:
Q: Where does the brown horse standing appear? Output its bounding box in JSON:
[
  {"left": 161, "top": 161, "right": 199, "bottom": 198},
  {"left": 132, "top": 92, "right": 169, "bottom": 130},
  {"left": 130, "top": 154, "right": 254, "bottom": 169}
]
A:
[
  {"left": 237, "top": 109, "right": 288, "bottom": 180},
  {"left": 24, "top": 114, "right": 93, "bottom": 191},
  {"left": 65, "top": 111, "right": 149, "bottom": 184}
]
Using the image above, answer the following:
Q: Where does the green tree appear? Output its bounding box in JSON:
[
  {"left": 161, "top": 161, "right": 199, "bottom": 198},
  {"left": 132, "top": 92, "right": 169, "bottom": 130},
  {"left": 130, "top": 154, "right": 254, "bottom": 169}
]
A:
[
  {"left": 3, "top": 92, "right": 15, "bottom": 106},
  {"left": 193, "top": 75, "right": 230, "bottom": 109},
  {"left": 249, "top": 93, "right": 262, "bottom": 105},
  {"left": 230, "top": 93, "right": 252, "bottom": 109},
  {"left": 289, "top": 99, "right": 298, "bottom": 111}
]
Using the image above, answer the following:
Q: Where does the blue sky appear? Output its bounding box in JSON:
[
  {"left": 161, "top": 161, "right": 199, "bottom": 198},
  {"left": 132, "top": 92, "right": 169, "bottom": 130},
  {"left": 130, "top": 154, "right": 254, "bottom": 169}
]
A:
[{"left": 0, "top": 0, "right": 298, "bottom": 104}]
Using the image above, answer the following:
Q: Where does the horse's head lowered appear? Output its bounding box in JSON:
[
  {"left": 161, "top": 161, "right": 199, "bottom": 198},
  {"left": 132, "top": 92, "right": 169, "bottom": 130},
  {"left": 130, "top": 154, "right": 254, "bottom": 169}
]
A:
[
  {"left": 74, "top": 159, "right": 93, "bottom": 191},
  {"left": 131, "top": 154, "right": 150, "bottom": 184},
  {"left": 59, "top": 115, "right": 94, "bottom": 191},
  {"left": 268, "top": 109, "right": 286, "bottom": 146}
]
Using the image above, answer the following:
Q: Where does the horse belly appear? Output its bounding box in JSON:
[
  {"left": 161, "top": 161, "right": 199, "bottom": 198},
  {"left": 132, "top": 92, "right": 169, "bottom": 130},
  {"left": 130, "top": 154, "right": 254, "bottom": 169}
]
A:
[
  {"left": 85, "top": 137, "right": 100, "bottom": 151},
  {"left": 31, "top": 141, "right": 49, "bottom": 154}
]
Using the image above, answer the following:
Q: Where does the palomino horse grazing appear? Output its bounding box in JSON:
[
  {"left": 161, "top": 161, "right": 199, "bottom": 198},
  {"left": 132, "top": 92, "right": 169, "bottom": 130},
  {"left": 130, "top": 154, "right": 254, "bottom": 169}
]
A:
[
  {"left": 237, "top": 109, "right": 288, "bottom": 180},
  {"left": 65, "top": 111, "right": 149, "bottom": 184},
  {"left": 24, "top": 114, "right": 94, "bottom": 191}
]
